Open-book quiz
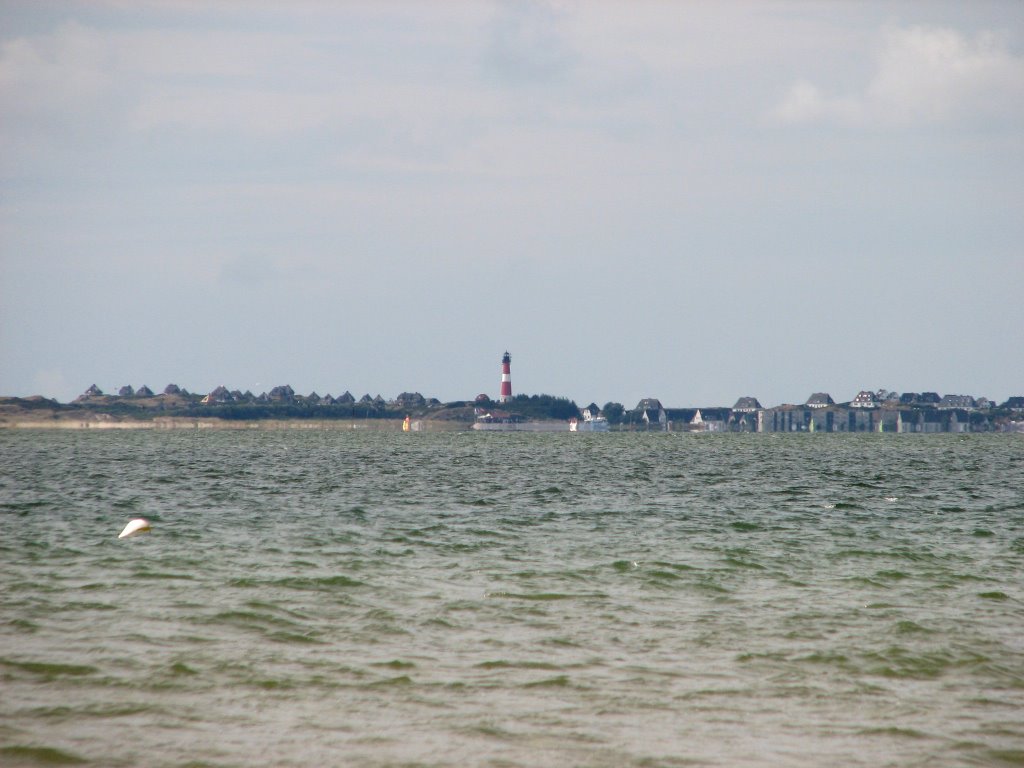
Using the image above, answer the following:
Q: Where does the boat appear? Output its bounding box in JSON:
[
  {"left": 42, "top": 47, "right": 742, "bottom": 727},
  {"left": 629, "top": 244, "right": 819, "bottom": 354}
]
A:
[{"left": 569, "top": 411, "right": 610, "bottom": 432}]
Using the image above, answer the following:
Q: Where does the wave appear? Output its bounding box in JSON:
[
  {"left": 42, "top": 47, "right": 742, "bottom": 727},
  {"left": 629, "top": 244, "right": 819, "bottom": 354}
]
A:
[
  {"left": 228, "top": 574, "right": 363, "bottom": 590},
  {"left": 0, "top": 745, "right": 89, "bottom": 766},
  {"left": 486, "top": 591, "right": 607, "bottom": 601},
  {"left": 1, "top": 659, "right": 98, "bottom": 679}
]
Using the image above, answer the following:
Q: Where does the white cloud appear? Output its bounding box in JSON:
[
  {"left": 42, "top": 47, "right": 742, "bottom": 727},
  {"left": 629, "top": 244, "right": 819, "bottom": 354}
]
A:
[
  {"left": 771, "top": 79, "right": 863, "bottom": 125},
  {"left": 772, "top": 24, "right": 1024, "bottom": 126}
]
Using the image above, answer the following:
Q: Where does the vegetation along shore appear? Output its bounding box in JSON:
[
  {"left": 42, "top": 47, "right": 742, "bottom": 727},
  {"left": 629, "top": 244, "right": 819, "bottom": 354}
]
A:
[{"left": 2, "top": 383, "right": 1023, "bottom": 432}]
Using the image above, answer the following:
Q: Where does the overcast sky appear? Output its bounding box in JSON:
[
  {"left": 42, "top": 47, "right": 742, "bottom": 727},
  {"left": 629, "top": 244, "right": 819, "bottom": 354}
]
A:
[{"left": 2, "top": 1, "right": 1022, "bottom": 408}]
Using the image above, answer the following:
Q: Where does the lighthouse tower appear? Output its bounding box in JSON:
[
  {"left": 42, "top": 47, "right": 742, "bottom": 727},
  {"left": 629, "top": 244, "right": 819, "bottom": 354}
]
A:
[{"left": 499, "top": 351, "right": 512, "bottom": 403}]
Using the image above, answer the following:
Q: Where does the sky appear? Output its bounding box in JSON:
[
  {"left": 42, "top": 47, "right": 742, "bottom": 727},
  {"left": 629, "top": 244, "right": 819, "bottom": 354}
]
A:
[{"left": 1, "top": 1, "right": 1022, "bottom": 409}]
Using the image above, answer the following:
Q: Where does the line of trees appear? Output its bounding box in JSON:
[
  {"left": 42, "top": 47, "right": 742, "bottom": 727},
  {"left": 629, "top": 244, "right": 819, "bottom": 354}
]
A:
[{"left": 473, "top": 393, "right": 581, "bottom": 421}]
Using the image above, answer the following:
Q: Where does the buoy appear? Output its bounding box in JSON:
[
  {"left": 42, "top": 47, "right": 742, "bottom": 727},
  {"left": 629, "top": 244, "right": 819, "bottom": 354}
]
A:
[{"left": 118, "top": 518, "right": 151, "bottom": 539}]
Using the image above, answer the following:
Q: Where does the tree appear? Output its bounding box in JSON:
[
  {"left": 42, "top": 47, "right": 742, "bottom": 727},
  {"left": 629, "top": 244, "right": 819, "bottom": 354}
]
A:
[{"left": 602, "top": 402, "right": 625, "bottom": 425}]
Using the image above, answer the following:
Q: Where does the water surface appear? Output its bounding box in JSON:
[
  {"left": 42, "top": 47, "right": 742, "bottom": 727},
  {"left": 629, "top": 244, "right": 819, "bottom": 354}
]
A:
[{"left": 1, "top": 431, "right": 1022, "bottom": 766}]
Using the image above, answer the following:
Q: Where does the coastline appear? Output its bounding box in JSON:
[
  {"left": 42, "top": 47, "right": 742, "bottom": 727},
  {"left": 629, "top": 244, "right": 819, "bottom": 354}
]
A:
[
  {"left": 3, "top": 394, "right": 1022, "bottom": 434},
  {"left": 0, "top": 415, "right": 466, "bottom": 431}
]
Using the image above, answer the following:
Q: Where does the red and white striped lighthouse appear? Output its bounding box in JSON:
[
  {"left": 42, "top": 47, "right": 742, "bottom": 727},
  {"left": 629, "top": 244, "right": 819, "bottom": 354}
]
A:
[{"left": 499, "top": 351, "right": 512, "bottom": 403}]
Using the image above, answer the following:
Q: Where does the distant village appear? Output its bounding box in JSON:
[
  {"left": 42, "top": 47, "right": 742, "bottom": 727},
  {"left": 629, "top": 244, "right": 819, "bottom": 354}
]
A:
[
  {"left": 2, "top": 382, "right": 1019, "bottom": 433},
  {"left": 629, "top": 392, "right": 1024, "bottom": 433},
  {"left": 83, "top": 383, "right": 442, "bottom": 410}
]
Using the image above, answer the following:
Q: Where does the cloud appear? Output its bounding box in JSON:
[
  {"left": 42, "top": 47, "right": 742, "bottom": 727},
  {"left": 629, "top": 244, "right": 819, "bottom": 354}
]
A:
[
  {"left": 771, "top": 79, "right": 862, "bottom": 125},
  {"left": 772, "top": 24, "right": 1024, "bottom": 126},
  {"left": 0, "top": 20, "right": 345, "bottom": 138}
]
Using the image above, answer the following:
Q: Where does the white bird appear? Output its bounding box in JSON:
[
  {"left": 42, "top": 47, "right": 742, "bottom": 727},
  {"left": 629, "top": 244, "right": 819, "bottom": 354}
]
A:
[{"left": 118, "top": 518, "right": 151, "bottom": 539}]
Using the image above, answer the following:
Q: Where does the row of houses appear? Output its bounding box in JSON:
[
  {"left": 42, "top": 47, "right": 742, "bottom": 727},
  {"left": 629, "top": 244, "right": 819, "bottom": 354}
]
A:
[
  {"left": 199, "top": 385, "right": 393, "bottom": 407},
  {"left": 631, "top": 393, "right": 1024, "bottom": 433},
  {"left": 79, "top": 384, "right": 438, "bottom": 409},
  {"left": 756, "top": 406, "right": 994, "bottom": 433},
  {"left": 199, "top": 386, "right": 438, "bottom": 408},
  {"left": 765, "top": 391, "right": 1015, "bottom": 412}
]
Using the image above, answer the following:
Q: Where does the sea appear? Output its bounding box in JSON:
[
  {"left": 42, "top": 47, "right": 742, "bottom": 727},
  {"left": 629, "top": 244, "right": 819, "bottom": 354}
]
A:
[{"left": 1, "top": 429, "right": 1022, "bottom": 768}]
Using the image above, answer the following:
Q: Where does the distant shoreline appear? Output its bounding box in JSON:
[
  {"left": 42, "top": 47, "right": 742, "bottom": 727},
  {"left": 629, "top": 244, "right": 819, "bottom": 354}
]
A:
[
  {"left": 0, "top": 415, "right": 465, "bottom": 431},
  {"left": 3, "top": 417, "right": 1022, "bottom": 434},
  {"left": 3, "top": 392, "right": 1023, "bottom": 433}
]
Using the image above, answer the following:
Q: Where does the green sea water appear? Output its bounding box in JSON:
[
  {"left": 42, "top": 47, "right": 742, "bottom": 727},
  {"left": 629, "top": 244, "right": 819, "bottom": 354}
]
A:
[{"left": 1, "top": 430, "right": 1022, "bottom": 767}]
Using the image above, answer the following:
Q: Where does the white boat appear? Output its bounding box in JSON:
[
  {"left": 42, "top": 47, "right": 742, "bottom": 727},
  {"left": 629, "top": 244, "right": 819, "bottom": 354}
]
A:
[{"left": 569, "top": 413, "right": 610, "bottom": 432}]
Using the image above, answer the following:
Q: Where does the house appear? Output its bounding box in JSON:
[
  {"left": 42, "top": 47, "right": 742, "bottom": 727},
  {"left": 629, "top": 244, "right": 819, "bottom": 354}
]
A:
[
  {"left": 1002, "top": 397, "right": 1024, "bottom": 411},
  {"left": 635, "top": 398, "right": 667, "bottom": 430},
  {"left": 201, "top": 386, "right": 233, "bottom": 404},
  {"left": 948, "top": 409, "right": 971, "bottom": 433},
  {"left": 920, "top": 409, "right": 946, "bottom": 433},
  {"left": 848, "top": 407, "right": 878, "bottom": 431},
  {"left": 641, "top": 408, "right": 667, "bottom": 430},
  {"left": 732, "top": 397, "right": 762, "bottom": 412},
  {"left": 919, "top": 392, "right": 941, "bottom": 405},
  {"left": 395, "top": 392, "right": 426, "bottom": 408},
  {"left": 665, "top": 408, "right": 697, "bottom": 427},
  {"left": 691, "top": 408, "right": 730, "bottom": 432},
  {"left": 269, "top": 385, "right": 295, "bottom": 403},
  {"left": 876, "top": 389, "right": 900, "bottom": 404},
  {"left": 635, "top": 397, "right": 663, "bottom": 412},
  {"left": 759, "top": 406, "right": 811, "bottom": 432},
  {"left": 729, "top": 411, "right": 758, "bottom": 431},
  {"left": 876, "top": 410, "right": 901, "bottom": 432},
  {"left": 73, "top": 384, "right": 106, "bottom": 403},
  {"left": 118, "top": 385, "right": 135, "bottom": 397},
  {"left": 850, "top": 391, "right": 880, "bottom": 408},
  {"left": 808, "top": 408, "right": 836, "bottom": 432},
  {"left": 899, "top": 392, "right": 919, "bottom": 405},
  {"left": 336, "top": 391, "right": 355, "bottom": 404},
  {"left": 806, "top": 393, "right": 835, "bottom": 409},
  {"left": 897, "top": 410, "right": 922, "bottom": 433},
  {"left": 136, "top": 385, "right": 154, "bottom": 397},
  {"left": 938, "top": 394, "right": 976, "bottom": 410}
]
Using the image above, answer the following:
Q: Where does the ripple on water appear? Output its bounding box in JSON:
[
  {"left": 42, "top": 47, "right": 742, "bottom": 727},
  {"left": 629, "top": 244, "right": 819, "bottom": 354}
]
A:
[
  {"left": 0, "top": 430, "right": 1022, "bottom": 768},
  {"left": 0, "top": 745, "right": 90, "bottom": 766}
]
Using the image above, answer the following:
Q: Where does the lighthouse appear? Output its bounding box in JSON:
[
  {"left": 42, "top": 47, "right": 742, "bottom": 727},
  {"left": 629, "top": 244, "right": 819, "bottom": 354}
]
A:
[{"left": 499, "top": 351, "right": 512, "bottom": 403}]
